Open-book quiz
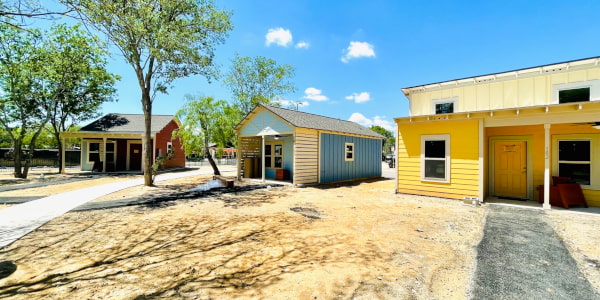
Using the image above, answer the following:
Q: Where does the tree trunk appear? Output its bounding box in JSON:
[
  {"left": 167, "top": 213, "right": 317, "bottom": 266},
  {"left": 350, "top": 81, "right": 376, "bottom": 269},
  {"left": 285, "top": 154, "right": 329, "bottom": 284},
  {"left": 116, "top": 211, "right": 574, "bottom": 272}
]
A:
[
  {"left": 204, "top": 137, "right": 220, "bottom": 176},
  {"left": 142, "top": 90, "right": 154, "bottom": 186},
  {"left": 54, "top": 131, "right": 64, "bottom": 173},
  {"left": 12, "top": 139, "right": 24, "bottom": 178}
]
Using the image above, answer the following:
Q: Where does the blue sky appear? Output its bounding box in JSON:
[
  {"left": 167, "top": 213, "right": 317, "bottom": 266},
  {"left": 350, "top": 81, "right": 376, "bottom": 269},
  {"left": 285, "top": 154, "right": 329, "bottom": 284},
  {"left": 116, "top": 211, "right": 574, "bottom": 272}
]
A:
[{"left": 48, "top": 0, "right": 600, "bottom": 132}]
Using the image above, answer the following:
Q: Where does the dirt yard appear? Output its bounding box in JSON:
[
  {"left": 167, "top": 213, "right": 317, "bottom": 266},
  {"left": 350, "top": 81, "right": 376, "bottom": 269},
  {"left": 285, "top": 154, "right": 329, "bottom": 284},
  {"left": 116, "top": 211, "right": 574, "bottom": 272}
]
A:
[
  {"left": 1, "top": 170, "right": 599, "bottom": 299},
  {"left": 0, "top": 171, "right": 486, "bottom": 299}
]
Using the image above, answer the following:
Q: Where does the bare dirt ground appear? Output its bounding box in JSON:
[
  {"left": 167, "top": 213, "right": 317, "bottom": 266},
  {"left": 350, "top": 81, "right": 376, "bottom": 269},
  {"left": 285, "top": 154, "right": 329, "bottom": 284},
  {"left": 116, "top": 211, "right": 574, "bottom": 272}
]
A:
[
  {"left": 1, "top": 169, "right": 599, "bottom": 299},
  {"left": 547, "top": 210, "right": 600, "bottom": 294},
  {"left": 0, "top": 170, "right": 485, "bottom": 299}
]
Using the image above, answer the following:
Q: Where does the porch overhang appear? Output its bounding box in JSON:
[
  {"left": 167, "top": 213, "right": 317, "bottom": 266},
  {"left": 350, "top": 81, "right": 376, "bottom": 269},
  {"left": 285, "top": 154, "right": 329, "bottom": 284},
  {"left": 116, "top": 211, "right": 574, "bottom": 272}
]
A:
[{"left": 395, "top": 101, "right": 600, "bottom": 128}]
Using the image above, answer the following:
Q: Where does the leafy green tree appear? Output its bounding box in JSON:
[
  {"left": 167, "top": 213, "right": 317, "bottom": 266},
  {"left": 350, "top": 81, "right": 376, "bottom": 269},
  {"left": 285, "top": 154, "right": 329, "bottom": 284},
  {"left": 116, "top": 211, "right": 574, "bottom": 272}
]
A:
[
  {"left": 63, "top": 0, "right": 233, "bottom": 186},
  {"left": 370, "top": 125, "right": 395, "bottom": 155},
  {"left": 175, "top": 95, "right": 238, "bottom": 175},
  {"left": 224, "top": 54, "right": 296, "bottom": 116},
  {"left": 42, "top": 24, "right": 118, "bottom": 172},
  {"left": 0, "top": 24, "right": 49, "bottom": 178}
]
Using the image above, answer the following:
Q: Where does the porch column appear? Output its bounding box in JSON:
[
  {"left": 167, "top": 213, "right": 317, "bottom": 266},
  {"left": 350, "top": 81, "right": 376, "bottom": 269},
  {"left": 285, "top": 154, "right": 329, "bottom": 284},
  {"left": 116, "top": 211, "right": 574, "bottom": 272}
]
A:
[
  {"left": 261, "top": 135, "right": 266, "bottom": 182},
  {"left": 478, "top": 119, "right": 484, "bottom": 201},
  {"left": 543, "top": 124, "right": 551, "bottom": 209},
  {"left": 60, "top": 135, "right": 66, "bottom": 174},
  {"left": 102, "top": 137, "right": 107, "bottom": 173}
]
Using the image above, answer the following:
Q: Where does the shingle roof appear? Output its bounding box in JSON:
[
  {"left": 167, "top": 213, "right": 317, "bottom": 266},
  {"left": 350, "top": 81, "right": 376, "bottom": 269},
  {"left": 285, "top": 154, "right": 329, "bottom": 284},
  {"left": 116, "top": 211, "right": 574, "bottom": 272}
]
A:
[
  {"left": 260, "top": 105, "right": 384, "bottom": 138},
  {"left": 79, "top": 113, "right": 175, "bottom": 133}
]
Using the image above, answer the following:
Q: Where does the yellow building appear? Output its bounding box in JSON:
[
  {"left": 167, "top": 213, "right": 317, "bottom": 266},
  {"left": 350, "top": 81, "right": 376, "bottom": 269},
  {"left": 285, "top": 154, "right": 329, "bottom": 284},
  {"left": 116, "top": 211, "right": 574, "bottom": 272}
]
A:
[{"left": 395, "top": 57, "right": 600, "bottom": 208}]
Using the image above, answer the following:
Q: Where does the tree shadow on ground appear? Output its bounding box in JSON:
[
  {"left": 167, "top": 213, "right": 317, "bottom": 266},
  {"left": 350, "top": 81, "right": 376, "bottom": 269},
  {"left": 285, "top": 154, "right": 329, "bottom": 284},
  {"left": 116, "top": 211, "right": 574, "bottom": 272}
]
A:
[
  {"left": 73, "top": 184, "right": 283, "bottom": 212},
  {"left": 0, "top": 207, "right": 386, "bottom": 299}
]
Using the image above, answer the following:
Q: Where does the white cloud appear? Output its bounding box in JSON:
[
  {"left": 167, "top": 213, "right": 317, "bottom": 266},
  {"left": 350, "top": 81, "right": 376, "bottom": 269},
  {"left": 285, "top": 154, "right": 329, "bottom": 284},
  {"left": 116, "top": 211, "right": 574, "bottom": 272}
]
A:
[
  {"left": 345, "top": 92, "right": 371, "bottom": 103},
  {"left": 341, "top": 41, "right": 376, "bottom": 63},
  {"left": 303, "top": 87, "right": 328, "bottom": 101},
  {"left": 274, "top": 99, "right": 310, "bottom": 108},
  {"left": 348, "top": 113, "right": 394, "bottom": 132},
  {"left": 295, "top": 41, "right": 310, "bottom": 49},
  {"left": 265, "top": 27, "right": 293, "bottom": 47}
]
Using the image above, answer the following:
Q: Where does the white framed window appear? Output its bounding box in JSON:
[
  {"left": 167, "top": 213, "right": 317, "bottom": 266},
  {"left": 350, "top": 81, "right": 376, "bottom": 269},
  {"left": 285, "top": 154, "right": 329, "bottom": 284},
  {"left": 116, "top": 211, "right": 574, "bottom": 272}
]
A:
[
  {"left": 345, "top": 142, "right": 354, "bottom": 162},
  {"left": 87, "top": 141, "right": 101, "bottom": 164},
  {"left": 167, "top": 141, "right": 173, "bottom": 152},
  {"left": 557, "top": 139, "right": 591, "bottom": 186},
  {"left": 552, "top": 134, "right": 600, "bottom": 188},
  {"left": 421, "top": 134, "right": 450, "bottom": 182},
  {"left": 87, "top": 140, "right": 116, "bottom": 164},
  {"left": 553, "top": 79, "right": 600, "bottom": 104},
  {"left": 432, "top": 97, "right": 457, "bottom": 114},
  {"left": 265, "top": 142, "right": 283, "bottom": 169}
]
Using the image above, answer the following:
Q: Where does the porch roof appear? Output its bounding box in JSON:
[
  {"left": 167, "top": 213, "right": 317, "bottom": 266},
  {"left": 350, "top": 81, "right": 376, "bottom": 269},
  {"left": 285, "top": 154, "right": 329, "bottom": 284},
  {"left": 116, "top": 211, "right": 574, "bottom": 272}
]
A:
[{"left": 395, "top": 101, "right": 600, "bottom": 128}]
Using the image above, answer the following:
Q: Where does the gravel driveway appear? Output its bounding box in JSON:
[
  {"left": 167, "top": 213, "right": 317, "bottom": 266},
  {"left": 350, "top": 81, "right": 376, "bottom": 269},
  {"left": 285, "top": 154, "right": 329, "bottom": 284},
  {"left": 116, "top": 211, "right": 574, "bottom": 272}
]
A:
[{"left": 472, "top": 205, "right": 599, "bottom": 299}]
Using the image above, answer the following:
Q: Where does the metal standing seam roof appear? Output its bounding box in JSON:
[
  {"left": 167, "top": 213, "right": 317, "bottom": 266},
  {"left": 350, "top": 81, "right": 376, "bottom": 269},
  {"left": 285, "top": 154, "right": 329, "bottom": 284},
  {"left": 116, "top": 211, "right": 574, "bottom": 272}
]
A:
[
  {"left": 260, "top": 105, "right": 384, "bottom": 139},
  {"left": 78, "top": 113, "right": 175, "bottom": 133}
]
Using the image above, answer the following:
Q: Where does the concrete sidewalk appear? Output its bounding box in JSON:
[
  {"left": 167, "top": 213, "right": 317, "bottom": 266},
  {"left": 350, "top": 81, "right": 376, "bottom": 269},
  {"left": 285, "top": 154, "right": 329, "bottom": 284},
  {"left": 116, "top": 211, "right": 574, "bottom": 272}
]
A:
[
  {"left": 472, "top": 204, "right": 599, "bottom": 299},
  {"left": 0, "top": 168, "right": 233, "bottom": 249}
]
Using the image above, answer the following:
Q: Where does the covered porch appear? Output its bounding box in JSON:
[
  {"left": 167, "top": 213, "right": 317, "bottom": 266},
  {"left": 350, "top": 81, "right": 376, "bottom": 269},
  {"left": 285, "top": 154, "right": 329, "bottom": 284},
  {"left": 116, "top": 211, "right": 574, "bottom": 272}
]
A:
[
  {"left": 59, "top": 132, "right": 158, "bottom": 173},
  {"left": 481, "top": 101, "right": 600, "bottom": 208}
]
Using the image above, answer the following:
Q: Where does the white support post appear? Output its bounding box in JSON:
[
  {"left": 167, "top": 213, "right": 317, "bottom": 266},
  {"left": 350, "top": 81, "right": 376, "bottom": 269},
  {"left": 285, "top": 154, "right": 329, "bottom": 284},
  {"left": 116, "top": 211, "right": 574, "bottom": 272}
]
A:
[
  {"left": 478, "top": 119, "right": 484, "bottom": 201},
  {"left": 102, "top": 137, "right": 107, "bottom": 173},
  {"left": 543, "top": 124, "right": 551, "bottom": 209},
  {"left": 261, "top": 135, "right": 266, "bottom": 182}
]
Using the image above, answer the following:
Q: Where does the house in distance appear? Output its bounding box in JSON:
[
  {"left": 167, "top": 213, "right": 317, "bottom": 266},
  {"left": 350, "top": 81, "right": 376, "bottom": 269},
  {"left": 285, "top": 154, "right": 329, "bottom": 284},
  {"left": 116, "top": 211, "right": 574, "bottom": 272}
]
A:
[{"left": 60, "top": 113, "right": 184, "bottom": 173}]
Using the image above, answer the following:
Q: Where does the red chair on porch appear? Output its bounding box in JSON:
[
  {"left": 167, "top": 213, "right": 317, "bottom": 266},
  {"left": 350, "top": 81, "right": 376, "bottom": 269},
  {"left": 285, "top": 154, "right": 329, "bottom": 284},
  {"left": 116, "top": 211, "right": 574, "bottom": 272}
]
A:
[{"left": 557, "top": 183, "right": 589, "bottom": 209}]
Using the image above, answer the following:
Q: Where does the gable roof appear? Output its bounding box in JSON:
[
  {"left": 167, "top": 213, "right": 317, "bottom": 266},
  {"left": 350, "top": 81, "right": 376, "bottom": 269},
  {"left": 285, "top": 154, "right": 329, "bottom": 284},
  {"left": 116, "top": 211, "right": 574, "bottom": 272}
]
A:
[
  {"left": 243, "top": 105, "right": 384, "bottom": 139},
  {"left": 79, "top": 113, "right": 175, "bottom": 133}
]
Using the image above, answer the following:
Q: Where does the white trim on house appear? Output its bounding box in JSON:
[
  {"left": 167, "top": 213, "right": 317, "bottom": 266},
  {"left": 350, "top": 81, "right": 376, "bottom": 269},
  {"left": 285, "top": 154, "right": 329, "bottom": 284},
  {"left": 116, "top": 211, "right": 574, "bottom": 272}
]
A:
[
  {"left": 420, "top": 134, "right": 450, "bottom": 183},
  {"left": 552, "top": 134, "right": 600, "bottom": 190},
  {"left": 344, "top": 142, "right": 355, "bottom": 162},
  {"left": 552, "top": 79, "right": 600, "bottom": 104},
  {"left": 432, "top": 97, "right": 457, "bottom": 114}
]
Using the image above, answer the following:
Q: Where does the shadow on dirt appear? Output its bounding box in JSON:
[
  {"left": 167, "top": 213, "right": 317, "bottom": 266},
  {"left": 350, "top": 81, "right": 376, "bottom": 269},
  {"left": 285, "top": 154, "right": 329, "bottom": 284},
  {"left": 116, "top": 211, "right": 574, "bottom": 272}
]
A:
[
  {"left": 0, "top": 208, "right": 386, "bottom": 299},
  {"left": 73, "top": 184, "right": 283, "bottom": 212},
  {"left": 312, "top": 177, "right": 391, "bottom": 190}
]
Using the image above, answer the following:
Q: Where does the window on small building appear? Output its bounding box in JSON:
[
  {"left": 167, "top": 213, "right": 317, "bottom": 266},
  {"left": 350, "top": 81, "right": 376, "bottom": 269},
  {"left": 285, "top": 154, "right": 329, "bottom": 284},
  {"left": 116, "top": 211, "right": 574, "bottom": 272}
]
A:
[
  {"left": 88, "top": 142, "right": 100, "bottom": 163},
  {"left": 87, "top": 141, "right": 116, "bottom": 164},
  {"left": 345, "top": 143, "right": 354, "bottom": 161},
  {"left": 421, "top": 135, "right": 450, "bottom": 182},
  {"left": 432, "top": 97, "right": 456, "bottom": 114},
  {"left": 559, "top": 87, "right": 590, "bottom": 104},
  {"left": 265, "top": 143, "right": 283, "bottom": 169},
  {"left": 558, "top": 140, "right": 591, "bottom": 185}
]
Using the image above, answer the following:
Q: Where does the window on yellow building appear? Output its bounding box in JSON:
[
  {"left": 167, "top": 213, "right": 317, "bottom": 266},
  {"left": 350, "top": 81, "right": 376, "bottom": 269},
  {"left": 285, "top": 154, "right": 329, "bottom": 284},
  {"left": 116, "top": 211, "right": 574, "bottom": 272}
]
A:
[
  {"left": 421, "top": 135, "right": 450, "bottom": 182},
  {"left": 559, "top": 88, "right": 590, "bottom": 104},
  {"left": 432, "top": 97, "right": 456, "bottom": 114},
  {"left": 558, "top": 140, "right": 590, "bottom": 185}
]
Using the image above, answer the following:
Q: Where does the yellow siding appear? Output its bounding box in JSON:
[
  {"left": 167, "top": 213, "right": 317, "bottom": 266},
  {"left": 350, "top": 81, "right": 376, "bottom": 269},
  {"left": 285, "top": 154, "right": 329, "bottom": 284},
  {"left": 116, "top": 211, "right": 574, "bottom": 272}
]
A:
[
  {"left": 294, "top": 128, "right": 318, "bottom": 185},
  {"left": 396, "top": 119, "right": 480, "bottom": 199},
  {"left": 408, "top": 65, "right": 600, "bottom": 116}
]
